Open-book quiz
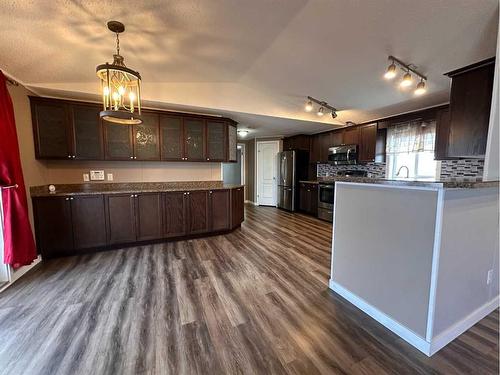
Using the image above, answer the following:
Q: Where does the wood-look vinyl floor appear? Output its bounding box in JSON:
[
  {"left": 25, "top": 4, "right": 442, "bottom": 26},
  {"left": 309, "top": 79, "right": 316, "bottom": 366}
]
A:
[{"left": 0, "top": 205, "right": 498, "bottom": 374}]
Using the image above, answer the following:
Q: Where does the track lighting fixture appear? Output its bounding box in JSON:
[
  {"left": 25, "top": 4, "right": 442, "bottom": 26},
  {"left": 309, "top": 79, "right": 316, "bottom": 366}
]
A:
[
  {"left": 304, "top": 96, "right": 338, "bottom": 119},
  {"left": 384, "top": 56, "right": 427, "bottom": 95},
  {"left": 414, "top": 79, "right": 426, "bottom": 95}
]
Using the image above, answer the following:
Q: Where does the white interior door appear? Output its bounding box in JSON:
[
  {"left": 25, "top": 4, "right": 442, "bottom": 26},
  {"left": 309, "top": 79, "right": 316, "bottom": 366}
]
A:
[{"left": 257, "top": 141, "right": 279, "bottom": 206}]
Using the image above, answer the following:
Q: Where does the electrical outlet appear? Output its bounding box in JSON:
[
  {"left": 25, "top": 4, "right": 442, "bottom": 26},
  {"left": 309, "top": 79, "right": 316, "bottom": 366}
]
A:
[
  {"left": 107, "top": 173, "right": 113, "bottom": 181},
  {"left": 487, "top": 269, "right": 493, "bottom": 285},
  {"left": 83, "top": 173, "right": 90, "bottom": 182},
  {"left": 90, "top": 170, "right": 105, "bottom": 181}
]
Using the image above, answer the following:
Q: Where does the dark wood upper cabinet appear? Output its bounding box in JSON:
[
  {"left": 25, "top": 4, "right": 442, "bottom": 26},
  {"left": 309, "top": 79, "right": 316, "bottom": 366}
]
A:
[
  {"left": 319, "top": 132, "right": 333, "bottom": 162},
  {"left": 331, "top": 130, "right": 343, "bottom": 146},
  {"left": 187, "top": 191, "right": 209, "bottom": 234},
  {"left": 71, "top": 104, "right": 103, "bottom": 160},
  {"left": 164, "top": 191, "right": 187, "bottom": 237},
  {"left": 133, "top": 112, "right": 160, "bottom": 160},
  {"left": 184, "top": 118, "right": 206, "bottom": 161},
  {"left": 309, "top": 135, "right": 321, "bottom": 163},
  {"left": 103, "top": 122, "right": 134, "bottom": 160},
  {"left": 227, "top": 124, "right": 237, "bottom": 162},
  {"left": 31, "top": 99, "right": 71, "bottom": 159},
  {"left": 343, "top": 127, "right": 360, "bottom": 145},
  {"left": 209, "top": 189, "right": 230, "bottom": 231},
  {"left": 359, "top": 123, "right": 377, "bottom": 162},
  {"left": 206, "top": 120, "right": 227, "bottom": 161},
  {"left": 283, "top": 135, "right": 311, "bottom": 151},
  {"left": 375, "top": 128, "right": 387, "bottom": 163},
  {"left": 160, "top": 115, "right": 184, "bottom": 161},
  {"left": 34, "top": 197, "right": 73, "bottom": 257},
  {"left": 30, "top": 97, "right": 238, "bottom": 162},
  {"left": 434, "top": 108, "right": 451, "bottom": 160},
  {"left": 135, "top": 193, "right": 163, "bottom": 241},
  {"left": 71, "top": 195, "right": 107, "bottom": 250},
  {"left": 106, "top": 194, "right": 137, "bottom": 244},
  {"left": 443, "top": 58, "right": 495, "bottom": 158}
]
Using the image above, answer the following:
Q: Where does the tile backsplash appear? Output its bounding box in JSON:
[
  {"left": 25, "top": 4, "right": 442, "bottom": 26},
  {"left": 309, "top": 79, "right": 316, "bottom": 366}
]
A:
[
  {"left": 317, "top": 162, "right": 386, "bottom": 178},
  {"left": 439, "top": 159, "right": 484, "bottom": 180}
]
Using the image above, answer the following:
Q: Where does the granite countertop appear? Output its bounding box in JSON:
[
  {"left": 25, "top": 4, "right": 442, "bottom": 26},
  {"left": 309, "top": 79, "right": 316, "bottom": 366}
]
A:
[
  {"left": 307, "top": 176, "right": 499, "bottom": 189},
  {"left": 30, "top": 181, "right": 244, "bottom": 197}
]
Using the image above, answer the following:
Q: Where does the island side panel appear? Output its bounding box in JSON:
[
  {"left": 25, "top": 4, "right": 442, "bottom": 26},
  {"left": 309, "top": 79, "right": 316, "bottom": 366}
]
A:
[
  {"left": 330, "top": 183, "right": 439, "bottom": 338},
  {"left": 432, "top": 187, "right": 499, "bottom": 338}
]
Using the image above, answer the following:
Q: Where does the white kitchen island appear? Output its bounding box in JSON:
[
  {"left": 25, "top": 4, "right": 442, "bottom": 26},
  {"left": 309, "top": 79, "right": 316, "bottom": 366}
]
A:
[{"left": 329, "top": 179, "right": 499, "bottom": 356}]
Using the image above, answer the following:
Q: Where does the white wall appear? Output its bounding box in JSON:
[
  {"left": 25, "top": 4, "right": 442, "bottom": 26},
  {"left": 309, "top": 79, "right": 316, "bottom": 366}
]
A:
[{"left": 484, "top": 15, "right": 499, "bottom": 181}]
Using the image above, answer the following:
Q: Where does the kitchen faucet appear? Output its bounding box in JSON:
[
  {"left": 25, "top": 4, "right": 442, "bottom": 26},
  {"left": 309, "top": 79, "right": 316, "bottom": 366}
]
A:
[{"left": 396, "top": 165, "right": 409, "bottom": 178}]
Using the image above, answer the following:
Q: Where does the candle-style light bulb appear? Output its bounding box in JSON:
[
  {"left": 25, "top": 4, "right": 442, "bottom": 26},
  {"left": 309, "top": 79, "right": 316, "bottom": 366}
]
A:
[{"left": 129, "top": 91, "right": 136, "bottom": 113}]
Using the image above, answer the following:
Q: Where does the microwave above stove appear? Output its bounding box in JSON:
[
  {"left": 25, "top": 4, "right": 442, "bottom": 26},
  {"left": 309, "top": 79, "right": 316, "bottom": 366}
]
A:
[{"left": 328, "top": 145, "right": 357, "bottom": 165}]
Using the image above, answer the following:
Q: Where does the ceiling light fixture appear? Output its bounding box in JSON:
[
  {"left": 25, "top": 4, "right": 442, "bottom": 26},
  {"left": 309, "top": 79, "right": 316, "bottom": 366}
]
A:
[
  {"left": 305, "top": 96, "right": 338, "bottom": 119},
  {"left": 97, "top": 21, "right": 142, "bottom": 125},
  {"left": 414, "top": 79, "right": 427, "bottom": 95},
  {"left": 237, "top": 130, "right": 249, "bottom": 137},
  {"left": 383, "top": 55, "right": 427, "bottom": 95}
]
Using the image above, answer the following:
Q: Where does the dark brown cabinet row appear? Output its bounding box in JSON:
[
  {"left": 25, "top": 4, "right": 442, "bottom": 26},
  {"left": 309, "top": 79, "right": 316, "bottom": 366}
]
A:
[
  {"left": 299, "top": 183, "right": 318, "bottom": 216},
  {"left": 283, "top": 123, "right": 381, "bottom": 164},
  {"left": 33, "top": 187, "right": 244, "bottom": 258},
  {"left": 30, "top": 97, "right": 238, "bottom": 162}
]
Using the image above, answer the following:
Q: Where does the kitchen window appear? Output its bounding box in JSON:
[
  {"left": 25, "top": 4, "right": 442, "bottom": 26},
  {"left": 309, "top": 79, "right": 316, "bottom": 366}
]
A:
[{"left": 386, "top": 120, "right": 439, "bottom": 180}]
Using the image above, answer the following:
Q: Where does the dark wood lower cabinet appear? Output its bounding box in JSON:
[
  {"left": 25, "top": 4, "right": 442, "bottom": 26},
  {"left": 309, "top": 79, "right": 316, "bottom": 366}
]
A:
[
  {"left": 231, "top": 187, "right": 244, "bottom": 228},
  {"left": 187, "top": 191, "right": 209, "bottom": 234},
  {"left": 209, "top": 189, "right": 230, "bottom": 231},
  {"left": 34, "top": 197, "right": 73, "bottom": 257},
  {"left": 164, "top": 191, "right": 187, "bottom": 238},
  {"left": 106, "top": 194, "right": 137, "bottom": 245},
  {"left": 135, "top": 193, "right": 163, "bottom": 241},
  {"left": 71, "top": 195, "right": 107, "bottom": 250},
  {"left": 299, "top": 183, "right": 318, "bottom": 216},
  {"left": 33, "top": 187, "right": 244, "bottom": 258}
]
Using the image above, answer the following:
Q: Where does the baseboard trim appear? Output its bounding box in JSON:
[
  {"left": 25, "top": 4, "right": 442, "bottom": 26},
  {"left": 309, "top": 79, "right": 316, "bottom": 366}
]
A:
[
  {"left": 429, "top": 295, "right": 500, "bottom": 355},
  {"left": 329, "top": 279, "right": 432, "bottom": 356},
  {"left": 244, "top": 200, "right": 258, "bottom": 206},
  {"left": 0, "top": 256, "right": 42, "bottom": 293}
]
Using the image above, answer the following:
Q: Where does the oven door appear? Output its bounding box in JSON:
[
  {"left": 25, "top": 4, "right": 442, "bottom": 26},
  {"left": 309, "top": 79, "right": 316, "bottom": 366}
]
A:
[{"left": 318, "top": 184, "right": 334, "bottom": 207}]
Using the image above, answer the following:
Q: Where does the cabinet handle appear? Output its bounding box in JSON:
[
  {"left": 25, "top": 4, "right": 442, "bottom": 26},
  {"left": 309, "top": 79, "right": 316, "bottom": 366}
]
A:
[
  {"left": 209, "top": 190, "right": 212, "bottom": 194},
  {"left": 70, "top": 197, "right": 74, "bottom": 200},
  {"left": 130, "top": 156, "right": 133, "bottom": 159},
  {"left": 65, "top": 197, "right": 70, "bottom": 201},
  {"left": 130, "top": 194, "right": 134, "bottom": 198},
  {"left": 72, "top": 155, "right": 76, "bottom": 159},
  {"left": 134, "top": 156, "right": 137, "bottom": 160},
  {"left": 67, "top": 155, "right": 71, "bottom": 159},
  {"left": 207, "top": 158, "right": 210, "bottom": 161},
  {"left": 186, "top": 192, "right": 190, "bottom": 195}
]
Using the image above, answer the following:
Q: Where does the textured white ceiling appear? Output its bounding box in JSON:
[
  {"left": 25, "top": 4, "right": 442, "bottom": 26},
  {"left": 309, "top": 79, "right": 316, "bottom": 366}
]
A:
[{"left": 0, "top": 0, "right": 498, "bottom": 138}]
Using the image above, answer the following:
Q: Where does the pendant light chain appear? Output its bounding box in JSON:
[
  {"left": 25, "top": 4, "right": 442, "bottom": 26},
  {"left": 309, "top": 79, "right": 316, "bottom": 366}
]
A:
[{"left": 116, "top": 32, "right": 120, "bottom": 56}]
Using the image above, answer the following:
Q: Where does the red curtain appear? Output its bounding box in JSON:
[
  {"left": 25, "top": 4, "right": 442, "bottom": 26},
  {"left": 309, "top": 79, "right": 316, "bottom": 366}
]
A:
[{"left": 0, "top": 71, "right": 37, "bottom": 267}]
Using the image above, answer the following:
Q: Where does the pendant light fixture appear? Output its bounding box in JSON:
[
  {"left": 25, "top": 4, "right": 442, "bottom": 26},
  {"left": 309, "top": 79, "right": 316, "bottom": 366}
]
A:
[
  {"left": 383, "top": 56, "right": 427, "bottom": 95},
  {"left": 304, "top": 96, "right": 337, "bottom": 119},
  {"left": 96, "top": 21, "right": 142, "bottom": 125}
]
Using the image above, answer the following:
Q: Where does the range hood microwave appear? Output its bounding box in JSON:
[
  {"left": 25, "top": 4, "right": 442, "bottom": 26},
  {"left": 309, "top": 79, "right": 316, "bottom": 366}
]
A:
[{"left": 328, "top": 144, "right": 358, "bottom": 165}]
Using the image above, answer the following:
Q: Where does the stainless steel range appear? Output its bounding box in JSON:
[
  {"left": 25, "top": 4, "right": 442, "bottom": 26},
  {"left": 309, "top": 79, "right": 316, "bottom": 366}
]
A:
[{"left": 317, "top": 170, "right": 368, "bottom": 222}]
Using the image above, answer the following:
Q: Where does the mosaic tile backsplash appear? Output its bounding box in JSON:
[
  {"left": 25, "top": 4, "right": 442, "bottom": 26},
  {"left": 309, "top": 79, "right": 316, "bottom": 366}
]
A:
[
  {"left": 439, "top": 159, "right": 484, "bottom": 180},
  {"left": 317, "top": 162, "right": 386, "bottom": 178}
]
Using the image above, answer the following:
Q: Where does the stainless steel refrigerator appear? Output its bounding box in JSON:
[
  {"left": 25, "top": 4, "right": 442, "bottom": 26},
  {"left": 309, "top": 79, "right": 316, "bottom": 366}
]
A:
[{"left": 277, "top": 150, "right": 309, "bottom": 211}]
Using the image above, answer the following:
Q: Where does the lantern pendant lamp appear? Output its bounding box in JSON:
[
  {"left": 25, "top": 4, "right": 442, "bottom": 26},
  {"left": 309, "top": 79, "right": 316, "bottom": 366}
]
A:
[{"left": 96, "top": 21, "right": 142, "bottom": 125}]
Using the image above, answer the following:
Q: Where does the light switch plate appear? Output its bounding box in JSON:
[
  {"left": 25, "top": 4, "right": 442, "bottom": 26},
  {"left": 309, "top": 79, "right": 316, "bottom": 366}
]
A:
[
  {"left": 90, "top": 170, "right": 105, "bottom": 181},
  {"left": 107, "top": 173, "right": 113, "bottom": 181},
  {"left": 83, "top": 173, "right": 90, "bottom": 182}
]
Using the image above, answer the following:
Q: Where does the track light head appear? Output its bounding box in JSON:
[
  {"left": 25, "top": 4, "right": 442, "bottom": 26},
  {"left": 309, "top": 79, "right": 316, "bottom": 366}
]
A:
[
  {"left": 414, "top": 80, "right": 426, "bottom": 95},
  {"left": 317, "top": 106, "right": 324, "bottom": 116},
  {"left": 400, "top": 71, "right": 413, "bottom": 88},
  {"left": 384, "top": 62, "right": 397, "bottom": 79},
  {"left": 305, "top": 100, "right": 313, "bottom": 112}
]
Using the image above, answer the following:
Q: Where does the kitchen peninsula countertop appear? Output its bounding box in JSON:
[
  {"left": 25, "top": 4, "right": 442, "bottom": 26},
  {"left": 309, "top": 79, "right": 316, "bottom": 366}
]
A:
[
  {"left": 299, "top": 177, "right": 498, "bottom": 189},
  {"left": 30, "top": 181, "right": 244, "bottom": 197}
]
